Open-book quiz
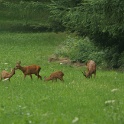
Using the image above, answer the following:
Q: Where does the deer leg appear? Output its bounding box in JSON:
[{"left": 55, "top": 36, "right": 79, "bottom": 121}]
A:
[
  {"left": 52, "top": 78, "right": 54, "bottom": 82},
  {"left": 90, "top": 75, "right": 92, "bottom": 78},
  {"left": 24, "top": 74, "right": 26, "bottom": 79},
  {"left": 35, "top": 74, "right": 38, "bottom": 79},
  {"left": 59, "top": 77, "right": 64, "bottom": 82},
  {"left": 94, "top": 71, "right": 96, "bottom": 78},
  {"left": 55, "top": 78, "right": 57, "bottom": 82},
  {"left": 37, "top": 70, "right": 42, "bottom": 80},
  {"left": 30, "top": 74, "right": 32, "bottom": 79},
  {"left": 35, "top": 74, "right": 42, "bottom": 80},
  {"left": 38, "top": 75, "right": 42, "bottom": 80},
  {"left": 52, "top": 78, "right": 56, "bottom": 82},
  {"left": 61, "top": 78, "right": 64, "bottom": 82}
]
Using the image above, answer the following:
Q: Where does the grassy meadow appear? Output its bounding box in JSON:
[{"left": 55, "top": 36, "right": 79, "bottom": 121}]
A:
[
  {"left": 0, "top": 1, "right": 50, "bottom": 32},
  {"left": 0, "top": 33, "right": 124, "bottom": 124}
]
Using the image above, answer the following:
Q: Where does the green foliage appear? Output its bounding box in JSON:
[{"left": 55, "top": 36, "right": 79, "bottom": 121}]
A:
[
  {"left": 49, "top": 0, "right": 124, "bottom": 68},
  {"left": 48, "top": 0, "right": 83, "bottom": 32},
  {"left": 104, "top": 46, "right": 120, "bottom": 68},
  {"left": 0, "top": 0, "right": 124, "bottom": 68},
  {"left": 0, "top": 1, "right": 50, "bottom": 32},
  {"left": 55, "top": 36, "right": 105, "bottom": 64},
  {"left": 1, "top": 0, "right": 51, "bottom": 2},
  {"left": 49, "top": 0, "right": 124, "bottom": 41},
  {"left": 118, "top": 52, "right": 124, "bottom": 69}
]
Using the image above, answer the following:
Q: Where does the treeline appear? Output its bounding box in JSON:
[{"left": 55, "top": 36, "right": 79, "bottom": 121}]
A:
[
  {"left": 2, "top": 0, "right": 51, "bottom": 2},
  {"left": 0, "top": 0, "right": 124, "bottom": 69},
  {"left": 49, "top": 0, "right": 124, "bottom": 69},
  {"left": 0, "top": 1, "right": 51, "bottom": 32}
]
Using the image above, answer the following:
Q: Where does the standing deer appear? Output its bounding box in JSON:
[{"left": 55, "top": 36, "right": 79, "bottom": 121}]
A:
[
  {"left": 44, "top": 71, "right": 64, "bottom": 82},
  {"left": 15, "top": 61, "right": 42, "bottom": 80},
  {"left": 82, "top": 60, "right": 96, "bottom": 78},
  {"left": 0, "top": 68, "right": 16, "bottom": 81}
]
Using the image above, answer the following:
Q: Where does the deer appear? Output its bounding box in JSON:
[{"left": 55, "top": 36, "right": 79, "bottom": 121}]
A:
[
  {"left": 44, "top": 71, "right": 64, "bottom": 82},
  {"left": 82, "top": 60, "right": 96, "bottom": 78},
  {"left": 15, "top": 61, "right": 42, "bottom": 80},
  {"left": 0, "top": 68, "right": 16, "bottom": 81}
]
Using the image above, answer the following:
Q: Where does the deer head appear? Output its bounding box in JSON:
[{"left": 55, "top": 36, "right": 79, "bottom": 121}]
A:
[{"left": 15, "top": 61, "right": 21, "bottom": 69}]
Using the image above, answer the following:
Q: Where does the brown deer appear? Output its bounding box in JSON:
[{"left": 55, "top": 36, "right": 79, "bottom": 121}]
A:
[
  {"left": 82, "top": 60, "right": 96, "bottom": 78},
  {"left": 15, "top": 61, "right": 42, "bottom": 80},
  {"left": 44, "top": 71, "right": 64, "bottom": 82},
  {"left": 0, "top": 68, "right": 16, "bottom": 81}
]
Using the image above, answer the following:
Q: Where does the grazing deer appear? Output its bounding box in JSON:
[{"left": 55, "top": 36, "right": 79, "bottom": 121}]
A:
[
  {"left": 0, "top": 68, "right": 16, "bottom": 81},
  {"left": 82, "top": 60, "right": 96, "bottom": 78},
  {"left": 15, "top": 61, "right": 42, "bottom": 80},
  {"left": 44, "top": 71, "right": 64, "bottom": 82}
]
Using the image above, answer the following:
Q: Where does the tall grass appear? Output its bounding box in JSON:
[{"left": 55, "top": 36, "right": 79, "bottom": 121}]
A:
[
  {"left": 0, "top": 1, "right": 50, "bottom": 32},
  {"left": 0, "top": 32, "right": 123, "bottom": 124}
]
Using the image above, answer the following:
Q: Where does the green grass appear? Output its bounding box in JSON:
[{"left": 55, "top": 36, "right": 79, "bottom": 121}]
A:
[
  {"left": 0, "top": 32, "right": 124, "bottom": 124},
  {"left": 0, "top": 1, "right": 50, "bottom": 32}
]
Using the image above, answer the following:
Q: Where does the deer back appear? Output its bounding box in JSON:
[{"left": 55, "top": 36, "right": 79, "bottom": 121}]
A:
[
  {"left": 1, "top": 68, "right": 15, "bottom": 79},
  {"left": 44, "top": 71, "right": 64, "bottom": 81},
  {"left": 50, "top": 71, "right": 64, "bottom": 78},
  {"left": 86, "top": 60, "right": 96, "bottom": 73},
  {"left": 1, "top": 70, "right": 9, "bottom": 78},
  {"left": 16, "top": 61, "right": 41, "bottom": 75}
]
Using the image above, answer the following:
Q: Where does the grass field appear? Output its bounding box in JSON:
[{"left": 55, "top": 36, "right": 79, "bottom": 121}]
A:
[
  {"left": 0, "top": 1, "right": 50, "bottom": 32},
  {"left": 0, "top": 32, "right": 123, "bottom": 124}
]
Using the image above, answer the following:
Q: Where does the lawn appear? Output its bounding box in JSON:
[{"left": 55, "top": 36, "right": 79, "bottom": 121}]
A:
[{"left": 0, "top": 32, "right": 123, "bottom": 124}]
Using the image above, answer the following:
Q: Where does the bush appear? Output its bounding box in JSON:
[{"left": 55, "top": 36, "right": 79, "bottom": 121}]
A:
[
  {"left": 119, "top": 52, "right": 124, "bottom": 69},
  {"left": 55, "top": 36, "right": 105, "bottom": 64},
  {"left": 104, "top": 46, "right": 121, "bottom": 68},
  {"left": 55, "top": 36, "right": 124, "bottom": 69}
]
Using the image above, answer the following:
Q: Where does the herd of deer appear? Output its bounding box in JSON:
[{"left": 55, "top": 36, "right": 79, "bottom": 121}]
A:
[{"left": 0, "top": 60, "right": 96, "bottom": 82}]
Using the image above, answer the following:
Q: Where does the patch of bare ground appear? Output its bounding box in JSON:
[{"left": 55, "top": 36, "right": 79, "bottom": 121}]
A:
[{"left": 48, "top": 55, "right": 85, "bottom": 67}]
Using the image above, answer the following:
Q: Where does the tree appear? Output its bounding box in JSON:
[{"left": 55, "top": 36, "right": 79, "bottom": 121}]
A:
[{"left": 49, "top": 0, "right": 124, "bottom": 68}]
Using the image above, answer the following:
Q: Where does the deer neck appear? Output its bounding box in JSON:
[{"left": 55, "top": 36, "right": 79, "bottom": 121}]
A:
[
  {"left": 45, "top": 77, "right": 52, "bottom": 81},
  {"left": 19, "top": 66, "right": 26, "bottom": 73},
  {"left": 86, "top": 71, "right": 91, "bottom": 78}
]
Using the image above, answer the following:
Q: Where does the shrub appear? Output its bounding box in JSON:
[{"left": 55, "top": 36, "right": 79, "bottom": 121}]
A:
[
  {"left": 118, "top": 52, "right": 124, "bottom": 69},
  {"left": 104, "top": 46, "right": 121, "bottom": 68},
  {"left": 55, "top": 36, "right": 105, "bottom": 65}
]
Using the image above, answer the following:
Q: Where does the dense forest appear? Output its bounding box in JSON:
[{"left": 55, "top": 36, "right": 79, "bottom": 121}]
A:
[{"left": 0, "top": 0, "right": 124, "bottom": 69}]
